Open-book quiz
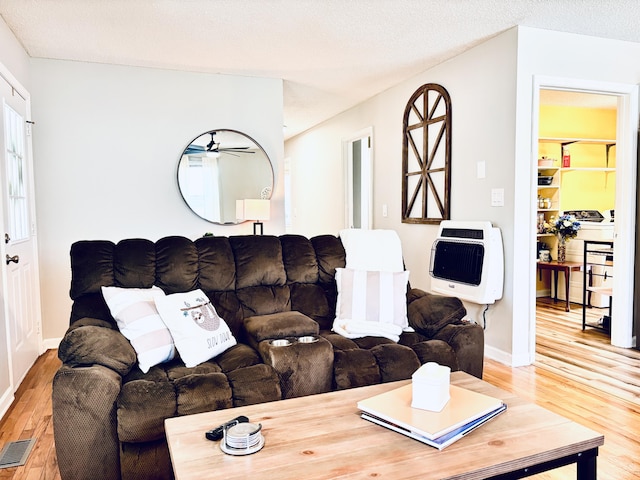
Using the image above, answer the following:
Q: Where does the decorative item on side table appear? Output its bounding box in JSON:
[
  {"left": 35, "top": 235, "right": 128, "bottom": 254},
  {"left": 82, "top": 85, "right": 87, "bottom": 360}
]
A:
[
  {"left": 236, "top": 199, "right": 271, "bottom": 235},
  {"left": 544, "top": 214, "right": 581, "bottom": 263}
]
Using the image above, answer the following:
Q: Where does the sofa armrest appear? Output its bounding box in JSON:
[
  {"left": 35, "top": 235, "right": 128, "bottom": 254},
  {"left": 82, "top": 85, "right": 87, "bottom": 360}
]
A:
[
  {"left": 433, "top": 322, "right": 484, "bottom": 378},
  {"left": 406, "top": 289, "right": 467, "bottom": 338},
  {"left": 58, "top": 322, "right": 137, "bottom": 376},
  {"left": 53, "top": 364, "right": 123, "bottom": 480}
]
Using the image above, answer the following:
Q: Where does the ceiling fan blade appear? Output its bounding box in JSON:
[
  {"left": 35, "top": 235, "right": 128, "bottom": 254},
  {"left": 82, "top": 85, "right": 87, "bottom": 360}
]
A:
[
  {"left": 218, "top": 147, "right": 254, "bottom": 153},
  {"left": 184, "top": 145, "right": 206, "bottom": 155}
]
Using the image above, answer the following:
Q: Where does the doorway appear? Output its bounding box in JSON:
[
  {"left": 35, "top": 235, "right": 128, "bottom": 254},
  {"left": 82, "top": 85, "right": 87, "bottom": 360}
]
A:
[
  {"left": 531, "top": 77, "right": 638, "bottom": 359},
  {"left": 535, "top": 89, "right": 617, "bottom": 338},
  {"left": 343, "top": 127, "right": 373, "bottom": 229}
]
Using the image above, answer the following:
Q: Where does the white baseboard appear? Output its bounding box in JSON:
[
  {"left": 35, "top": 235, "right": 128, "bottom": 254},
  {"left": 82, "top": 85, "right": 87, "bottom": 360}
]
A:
[
  {"left": 42, "top": 337, "right": 62, "bottom": 350},
  {"left": 484, "top": 345, "right": 513, "bottom": 366},
  {"left": 484, "top": 344, "right": 534, "bottom": 367},
  {"left": 0, "top": 387, "right": 15, "bottom": 423}
]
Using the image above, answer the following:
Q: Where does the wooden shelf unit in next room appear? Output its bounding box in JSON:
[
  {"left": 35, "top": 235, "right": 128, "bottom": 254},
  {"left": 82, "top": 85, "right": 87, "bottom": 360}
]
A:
[
  {"left": 582, "top": 239, "right": 614, "bottom": 334},
  {"left": 536, "top": 136, "right": 616, "bottom": 259}
]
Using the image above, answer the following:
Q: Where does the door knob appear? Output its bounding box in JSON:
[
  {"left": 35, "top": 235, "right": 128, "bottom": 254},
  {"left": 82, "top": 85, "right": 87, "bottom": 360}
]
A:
[
  {"left": 4, "top": 233, "right": 9, "bottom": 244},
  {"left": 6, "top": 254, "right": 19, "bottom": 265}
]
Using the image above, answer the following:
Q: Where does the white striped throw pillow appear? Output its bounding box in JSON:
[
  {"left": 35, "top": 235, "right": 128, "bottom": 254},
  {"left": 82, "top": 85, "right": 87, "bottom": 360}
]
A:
[
  {"left": 334, "top": 268, "right": 410, "bottom": 330},
  {"left": 102, "top": 286, "right": 176, "bottom": 373}
]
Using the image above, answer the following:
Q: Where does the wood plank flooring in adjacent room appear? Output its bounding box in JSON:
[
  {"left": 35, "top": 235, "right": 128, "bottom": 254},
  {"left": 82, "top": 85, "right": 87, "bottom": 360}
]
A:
[
  {"left": 484, "top": 298, "right": 640, "bottom": 480},
  {"left": 1, "top": 300, "right": 639, "bottom": 479},
  {"left": 534, "top": 297, "right": 640, "bottom": 404}
]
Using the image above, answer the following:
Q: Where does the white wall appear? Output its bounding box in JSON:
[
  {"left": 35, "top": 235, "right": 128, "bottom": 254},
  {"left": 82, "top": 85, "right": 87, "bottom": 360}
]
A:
[
  {"left": 31, "top": 59, "right": 285, "bottom": 342},
  {"left": 286, "top": 29, "right": 519, "bottom": 360},
  {"left": 0, "top": 17, "right": 31, "bottom": 90}
]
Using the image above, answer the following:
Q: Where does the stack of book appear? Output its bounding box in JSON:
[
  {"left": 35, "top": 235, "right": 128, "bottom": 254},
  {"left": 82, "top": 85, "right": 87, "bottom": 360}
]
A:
[{"left": 357, "top": 384, "right": 506, "bottom": 450}]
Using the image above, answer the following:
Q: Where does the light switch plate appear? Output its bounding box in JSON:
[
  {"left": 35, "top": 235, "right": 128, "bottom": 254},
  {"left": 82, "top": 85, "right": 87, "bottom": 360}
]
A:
[
  {"left": 477, "top": 161, "right": 486, "bottom": 179},
  {"left": 491, "top": 188, "right": 504, "bottom": 207}
]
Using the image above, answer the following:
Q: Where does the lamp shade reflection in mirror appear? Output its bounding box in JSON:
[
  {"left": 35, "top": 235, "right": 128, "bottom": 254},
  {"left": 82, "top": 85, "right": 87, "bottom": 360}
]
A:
[{"left": 177, "top": 129, "right": 274, "bottom": 224}]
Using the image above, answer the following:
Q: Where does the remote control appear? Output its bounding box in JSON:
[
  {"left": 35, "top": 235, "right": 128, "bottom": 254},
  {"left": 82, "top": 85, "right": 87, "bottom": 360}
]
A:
[{"left": 205, "top": 415, "right": 249, "bottom": 441}]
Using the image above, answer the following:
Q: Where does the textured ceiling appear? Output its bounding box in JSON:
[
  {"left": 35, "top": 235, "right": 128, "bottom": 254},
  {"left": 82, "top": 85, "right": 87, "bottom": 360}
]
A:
[{"left": 0, "top": 0, "right": 638, "bottom": 138}]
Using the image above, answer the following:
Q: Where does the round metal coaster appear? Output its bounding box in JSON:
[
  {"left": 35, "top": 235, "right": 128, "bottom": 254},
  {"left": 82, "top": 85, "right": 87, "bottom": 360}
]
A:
[
  {"left": 220, "top": 434, "right": 265, "bottom": 456},
  {"left": 225, "top": 422, "right": 262, "bottom": 449}
]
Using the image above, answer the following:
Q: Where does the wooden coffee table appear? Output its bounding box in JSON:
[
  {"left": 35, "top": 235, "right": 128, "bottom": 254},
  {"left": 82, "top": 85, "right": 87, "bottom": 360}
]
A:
[{"left": 165, "top": 371, "right": 603, "bottom": 479}]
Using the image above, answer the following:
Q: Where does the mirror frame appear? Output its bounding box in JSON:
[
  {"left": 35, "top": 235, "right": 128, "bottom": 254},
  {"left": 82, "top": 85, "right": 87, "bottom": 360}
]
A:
[{"left": 177, "top": 129, "right": 274, "bottom": 225}]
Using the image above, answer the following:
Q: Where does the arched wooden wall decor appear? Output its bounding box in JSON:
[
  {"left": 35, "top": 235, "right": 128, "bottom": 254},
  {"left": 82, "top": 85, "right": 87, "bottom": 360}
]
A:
[{"left": 402, "top": 83, "right": 451, "bottom": 224}]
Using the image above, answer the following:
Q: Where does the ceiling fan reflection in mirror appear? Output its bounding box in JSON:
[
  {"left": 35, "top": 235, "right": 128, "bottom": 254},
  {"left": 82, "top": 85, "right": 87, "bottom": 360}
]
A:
[{"left": 184, "top": 131, "right": 255, "bottom": 157}]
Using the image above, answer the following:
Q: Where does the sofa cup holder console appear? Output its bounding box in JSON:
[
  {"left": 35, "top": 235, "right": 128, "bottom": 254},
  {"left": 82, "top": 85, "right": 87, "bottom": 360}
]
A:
[
  {"left": 269, "top": 335, "right": 319, "bottom": 347},
  {"left": 259, "top": 333, "right": 333, "bottom": 399}
]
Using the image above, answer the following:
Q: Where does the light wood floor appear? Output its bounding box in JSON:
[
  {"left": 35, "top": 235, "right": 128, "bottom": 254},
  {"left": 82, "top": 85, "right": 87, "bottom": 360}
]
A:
[
  {"left": 0, "top": 348, "right": 61, "bottom": 480},
  {"left": 485, "top": 298, "right": 640, "bottom": 479},
  {"left": 1, "top": 299, "right": 639, "bottom": 479}
]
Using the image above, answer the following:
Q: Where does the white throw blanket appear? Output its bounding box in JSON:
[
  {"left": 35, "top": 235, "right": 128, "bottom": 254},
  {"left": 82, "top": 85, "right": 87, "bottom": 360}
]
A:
[
  {"left": 333, "top": 229, "right": 411, "bottom": 342},
  {"left": 339, "top": 228, "right": 404, "bottom": 272},
  {"left": 332, "top": 319, "right": 402, "bottom": 343}
]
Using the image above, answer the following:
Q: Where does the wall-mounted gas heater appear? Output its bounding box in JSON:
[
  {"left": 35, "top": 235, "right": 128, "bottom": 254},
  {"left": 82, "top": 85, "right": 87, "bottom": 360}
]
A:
[{"left": 429, "top": 220, "right": 504, "bottom": 304}]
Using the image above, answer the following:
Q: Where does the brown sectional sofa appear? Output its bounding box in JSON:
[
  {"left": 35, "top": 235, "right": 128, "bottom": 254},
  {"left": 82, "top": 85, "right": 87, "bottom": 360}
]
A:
[{"left": 52, "top": 234, "right": 484, "bottom": 480}]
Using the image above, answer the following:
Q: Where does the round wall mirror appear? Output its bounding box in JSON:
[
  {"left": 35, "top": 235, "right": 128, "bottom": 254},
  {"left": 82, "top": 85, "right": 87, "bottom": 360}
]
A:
[{"left": 177, "top": 129, "right": 273, "bottom": 224}]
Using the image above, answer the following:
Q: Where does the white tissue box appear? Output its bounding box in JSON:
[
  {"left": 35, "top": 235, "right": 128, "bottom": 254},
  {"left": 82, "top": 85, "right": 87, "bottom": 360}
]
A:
[{"left": 411, "top": 362, "right": 451, "bottom": 412}]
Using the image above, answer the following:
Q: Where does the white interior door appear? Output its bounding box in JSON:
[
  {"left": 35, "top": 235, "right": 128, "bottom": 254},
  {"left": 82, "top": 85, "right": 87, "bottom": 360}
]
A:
[{"left": 0, "top": 72, "right": 41, "bottom": 391}]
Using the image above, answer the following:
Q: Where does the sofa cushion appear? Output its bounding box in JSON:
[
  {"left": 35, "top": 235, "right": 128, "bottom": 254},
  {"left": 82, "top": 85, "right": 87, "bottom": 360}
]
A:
[
  {"left": 411, "top": 339, "right": 459, "bottom": 372},
  {"left": 155, "top": 236, "right": 199, "bottom": 294},
  {"left": 230, "top": 235, "right": 286, "bottom": 289},
  {"left": 321, "top": 332, "right": 360, "bottom": 351},
  {"left": 117, "top": 376, "right": 176, "bottom": 443},
  {"left": 226, "top": 364, "right": 282, "bottom": 406},
  {"left": 370, "top": 343, "right": 421, "bottom": 382},
  {"left": 70, "top": 240, "right": 115, "bottom": 299},
  {"left": 289, "top": 283, "right": 333, "bottom": 330},
  {"left": 311, "top": 235, "right": 346, "bottom": 283},
  {"left": 214, "top": 343, "right": 262, "bottom": 373},
  {"left": 114, "top": 238, "right": 156, "bottom": 288},
  {"left": 280, "top": 234, "right": 319, "bottom": 283},
  {"left": 244, "top": 311, "right": 319, "bottom": 343},
  {"left": 155, "top": 289, "right": 237, "bottom": 368},
  {"left": 165, "top": 360, "right": 222, "bottom": 381},
  {"left": 194, "top": 236, "right": 236, "bottom": 291},
  {"left": 333, "top": 349, "right": 380, "bottom": 390},
  {"left": 236, "top": 285, "right": 291, "bottom": 317},
  {"left": 101, "top": 286, "right": 175, "bottom": 373},
  {"left": 175, "top": 372, "right": 233, "bottom": 416}
]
